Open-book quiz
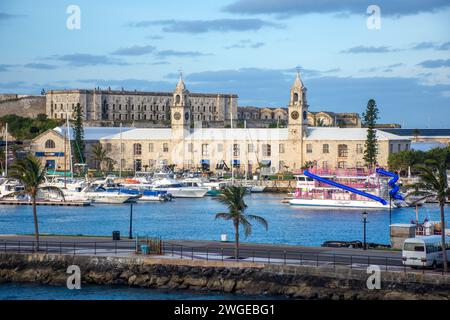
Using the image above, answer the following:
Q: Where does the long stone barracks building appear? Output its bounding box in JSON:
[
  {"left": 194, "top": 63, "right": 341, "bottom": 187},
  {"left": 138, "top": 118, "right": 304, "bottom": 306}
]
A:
[
  {"left": 32, "top": 73, "right": 410, "bottom": 173},
  {"left": 45, "top": 77, "right": 238, "bottom": 125}
]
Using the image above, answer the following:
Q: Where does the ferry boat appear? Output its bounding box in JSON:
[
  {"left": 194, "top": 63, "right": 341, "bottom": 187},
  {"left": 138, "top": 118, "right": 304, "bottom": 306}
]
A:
[{"left": 289, "top": 168, "right": 404, "bottom": 210}]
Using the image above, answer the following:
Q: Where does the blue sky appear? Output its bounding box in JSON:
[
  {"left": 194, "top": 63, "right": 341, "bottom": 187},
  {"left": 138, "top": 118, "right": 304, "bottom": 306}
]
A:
[{"left": 0, "top": 0, "right": 449, "bottom": 128}]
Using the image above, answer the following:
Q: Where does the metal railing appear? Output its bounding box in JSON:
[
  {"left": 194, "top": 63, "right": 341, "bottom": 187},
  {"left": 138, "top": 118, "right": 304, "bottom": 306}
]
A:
[{"left": 0, "top": 239, "right": 447, "bottom": 275}]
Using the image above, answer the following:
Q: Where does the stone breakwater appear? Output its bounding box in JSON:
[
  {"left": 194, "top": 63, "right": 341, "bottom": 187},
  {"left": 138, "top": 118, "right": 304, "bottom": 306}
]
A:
[{"left": 0, "top": 253, "right": 449, "bottom": 300}]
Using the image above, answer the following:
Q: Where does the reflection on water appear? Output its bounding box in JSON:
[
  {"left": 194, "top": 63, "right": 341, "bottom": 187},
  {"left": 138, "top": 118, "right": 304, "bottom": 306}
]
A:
[
  {"left": 0, "top": 283, "right": 274, "bottom": 300},
  {"left": 0, "top": 194, "right": 447, "bottom": 246}
]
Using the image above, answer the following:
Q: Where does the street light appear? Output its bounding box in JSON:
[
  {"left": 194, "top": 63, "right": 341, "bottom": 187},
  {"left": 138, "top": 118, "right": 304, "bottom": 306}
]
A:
[
  {"left": 362, "top": 211, "right": 368, "bottom": 250},
  {"left": 129, "top": 202, "right": 134, "bottom": 239}
]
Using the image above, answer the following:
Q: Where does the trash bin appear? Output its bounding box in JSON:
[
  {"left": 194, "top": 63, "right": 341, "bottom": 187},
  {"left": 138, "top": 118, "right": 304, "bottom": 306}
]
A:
[
  {"left": 141, "top": 244, "right": 149, "bottom": 255},
  {"left": 112, "top": 231, "right": 121, "bottom": 241}
]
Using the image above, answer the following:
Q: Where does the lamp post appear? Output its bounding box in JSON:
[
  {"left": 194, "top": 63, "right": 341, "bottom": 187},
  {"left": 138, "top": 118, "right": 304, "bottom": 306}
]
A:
[
  {"left": 129, "top": 202, "right": 133, "bottom": 239},
  {"left": 362, "top": 211, "right": 368, "bottom": 250},
  {"left": 389, "top": 194, "right": 392, "bottom": 226}
]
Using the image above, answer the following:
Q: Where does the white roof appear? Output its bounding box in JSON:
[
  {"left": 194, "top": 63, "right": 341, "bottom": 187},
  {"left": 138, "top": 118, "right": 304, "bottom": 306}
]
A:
[
  {"left": 101, "top": 128, "right": 172, "bottom": 140},
  {"left": 305, "top": 127, "right": 407, "bottom": 141},
  {"left": 54, "top": 126, "right": 134, "bottom": 141},
  {"left": 187, "top": 128, "right": 288, "bottom": 141},
  {"left": 53, "top": 126, "right": 408, "bottom": 142}
]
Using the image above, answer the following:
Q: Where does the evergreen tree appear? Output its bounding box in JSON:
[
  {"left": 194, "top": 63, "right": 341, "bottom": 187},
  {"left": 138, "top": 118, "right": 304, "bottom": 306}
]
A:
[
  {"left": 72, "top": 103, "right": 85, "bottom": 164},
  {"left": 362, "top": 99, "right": 379, "bottom": 168}
]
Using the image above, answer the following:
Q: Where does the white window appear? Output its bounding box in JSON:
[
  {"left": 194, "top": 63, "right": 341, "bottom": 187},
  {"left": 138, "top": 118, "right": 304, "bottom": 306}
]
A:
[
  {"left": 202, "top": 144, "right": 209, "bottom": 157},
  {"left": 262, "top": 144, "right": 271, "bottom": 157},
  {"left": 233, "top": 144, "right": 240, "bottom": 157}
]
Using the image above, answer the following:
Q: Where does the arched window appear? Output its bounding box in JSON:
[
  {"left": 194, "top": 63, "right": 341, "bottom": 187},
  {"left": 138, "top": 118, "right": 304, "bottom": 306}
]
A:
[
  {"left": 45, "top": 139, "right": 56, "bottom": 149},
  {"left": 303, "top": 111, "right": 307, "bottom": 121},
  {"left": 293, "top": 93, "right": 299, "bottom": 102}
]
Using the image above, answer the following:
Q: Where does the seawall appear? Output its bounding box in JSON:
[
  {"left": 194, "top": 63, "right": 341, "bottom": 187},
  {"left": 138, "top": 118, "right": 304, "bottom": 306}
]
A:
[{"left": 0, "top": 253, "right": 449, "bottom": 300}]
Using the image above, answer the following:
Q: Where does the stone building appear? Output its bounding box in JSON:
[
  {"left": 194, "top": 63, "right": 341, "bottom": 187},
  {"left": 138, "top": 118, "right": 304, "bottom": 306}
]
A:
[
  {"left": 31, "top": 72, "right": 410, "bottom": 174},
  {"left": 237, "top": 107, "right": 361, "bottom": 128},
  {"left": 45, "top": 75, "right": 238, "bottom": 126}
]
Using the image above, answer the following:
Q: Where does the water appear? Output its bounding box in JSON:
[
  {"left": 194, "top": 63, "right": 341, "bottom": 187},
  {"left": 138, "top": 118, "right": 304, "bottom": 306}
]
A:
[
  {"left": 0, "top": 194, "right": 446, "bottom": 246},
  {"left": 0, "top": 283, "right": 270, "bottom": 300}
]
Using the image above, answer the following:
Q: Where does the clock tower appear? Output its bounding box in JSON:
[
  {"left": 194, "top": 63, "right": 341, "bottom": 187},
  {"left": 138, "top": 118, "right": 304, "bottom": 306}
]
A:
[
  {"left": 171, "top": 72, "right": 190, "bottom": 141},
  {"left": 288, "top": 70, "right": 308, "bottom": 141}
]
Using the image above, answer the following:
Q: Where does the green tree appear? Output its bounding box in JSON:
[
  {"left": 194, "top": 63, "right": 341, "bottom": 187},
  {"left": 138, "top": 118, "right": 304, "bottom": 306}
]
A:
[
  {"left": 215, "top": 186, "right": 268, "bottom": 259},
  {"left": 406, "top": 162, "right": 449, "bottom": 271},
  {"left": 72, "top": 103, "right": 85, "bottom": 165},
  {"left": 0, "top": 115, "right": 62, "bottom": 140},
  {"left": 301, "top": 161, "right": 316, "bottom": 170},
  {"left": 362, "top": 99, "right": 379, "bottom": 168},
  {"left": 8, "top": 156, "right": 64, "bottom": 249},
  {"left": 91, "top": 143, "right": 108, "bottom": 173},
  {"left": 388, "top": 150, "right": 425, "bottom": 175}
]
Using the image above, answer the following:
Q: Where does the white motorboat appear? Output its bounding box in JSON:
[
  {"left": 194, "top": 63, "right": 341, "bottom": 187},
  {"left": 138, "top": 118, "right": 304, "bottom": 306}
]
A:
[
  {"left": 65, "top": 185, "right": 137, "bottom": 204},
  {"left": 151, "top": 178, "right": 208, "bottom": 198},
  {"left": 0, "top": 178, "right": 24, "bottom": 199}
]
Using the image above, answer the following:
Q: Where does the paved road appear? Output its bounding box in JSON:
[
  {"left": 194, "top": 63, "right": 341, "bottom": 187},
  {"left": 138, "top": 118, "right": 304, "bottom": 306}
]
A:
[{"left": 0, "top": 234, "right": 445, "bottom": 274}]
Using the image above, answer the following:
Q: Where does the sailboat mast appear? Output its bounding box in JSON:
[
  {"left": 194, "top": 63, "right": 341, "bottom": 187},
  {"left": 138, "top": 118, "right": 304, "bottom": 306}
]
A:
[
  {"left": 64, "top": 121, "right": 67, "bottom": 188},
  {"left": 66, "top": 114, "right": 73, "bottom": 178},
  {"left": 244, "top": 120, "right": 248, "bottom": 185},
  {"left": 119, "top": 122, "right": 123, "bottom": 178},
  {"left": 4, "top": 123, "right": 8, "bottom": 177}
]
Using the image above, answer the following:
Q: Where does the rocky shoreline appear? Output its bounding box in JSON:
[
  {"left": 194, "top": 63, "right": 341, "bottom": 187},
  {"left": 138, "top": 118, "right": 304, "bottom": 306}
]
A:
[{"left": 0, "top": 253, "right": 449, "bottom": 300}]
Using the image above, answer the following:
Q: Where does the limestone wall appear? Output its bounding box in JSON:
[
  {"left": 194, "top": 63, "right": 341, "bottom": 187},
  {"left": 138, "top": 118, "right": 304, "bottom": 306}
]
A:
[
  {"left": 0, "top": 253, "right": 448, "bottom": 300},
  {"left": 0, "top": 96, "right": 46, "bottom": 118}
]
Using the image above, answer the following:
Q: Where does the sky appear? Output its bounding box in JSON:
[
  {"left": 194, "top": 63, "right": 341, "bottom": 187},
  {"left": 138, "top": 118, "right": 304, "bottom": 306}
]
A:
[{"left": 0, "top": 0, "right": 449, "bottom": 128}]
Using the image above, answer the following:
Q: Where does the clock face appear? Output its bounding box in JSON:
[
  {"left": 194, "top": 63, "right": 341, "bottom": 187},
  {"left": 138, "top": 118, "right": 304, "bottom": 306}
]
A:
[
  {"left": 173, "top": 112, "right": 181, "bottom": 120},
  {"left": 291, "top": 111, "right": 299, "bottom": 120}
]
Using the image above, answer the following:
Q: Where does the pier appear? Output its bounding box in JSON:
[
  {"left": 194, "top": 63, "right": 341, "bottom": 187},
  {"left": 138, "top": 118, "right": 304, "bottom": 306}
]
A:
[{"left": 0, "top": 200, "right": 91, "bottom": 207}]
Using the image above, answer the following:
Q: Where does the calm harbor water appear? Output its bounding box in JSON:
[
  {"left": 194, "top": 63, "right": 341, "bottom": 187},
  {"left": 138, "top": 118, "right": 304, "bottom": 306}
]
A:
[
  {"left": 0, "top": 193, "right": 447, "bottom": 246},
  {"left": 0, "top": 283, "right": 272, "bottom": 300}
]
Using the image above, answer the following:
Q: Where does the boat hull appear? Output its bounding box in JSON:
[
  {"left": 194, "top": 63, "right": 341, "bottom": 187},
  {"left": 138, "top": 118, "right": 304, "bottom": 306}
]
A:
[
  {"left": 156, "top": 188, "right": 208, "bottom": 198},
  {"left": 289, "top": 198, "right": 391, "bottom": 209}
]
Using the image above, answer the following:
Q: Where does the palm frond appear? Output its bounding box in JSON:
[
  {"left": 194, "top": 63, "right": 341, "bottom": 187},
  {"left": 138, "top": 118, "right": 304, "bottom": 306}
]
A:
[
  {"left": 247, "top": 214, "right": 269, "bottom": 231},
  {"left": 39, "top": 186, "right": 66, "bottom": 201}
]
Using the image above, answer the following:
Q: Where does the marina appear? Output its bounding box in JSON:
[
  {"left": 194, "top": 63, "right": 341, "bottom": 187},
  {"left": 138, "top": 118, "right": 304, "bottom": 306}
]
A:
[{"left": 0, "top": 193, "right": 447, "bottom": 246}]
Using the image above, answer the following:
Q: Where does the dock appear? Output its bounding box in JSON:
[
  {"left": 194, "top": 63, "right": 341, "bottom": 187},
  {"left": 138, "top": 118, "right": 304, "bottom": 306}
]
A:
[{"left": 0, "top": 200, "right": 91, "bottom": 207}]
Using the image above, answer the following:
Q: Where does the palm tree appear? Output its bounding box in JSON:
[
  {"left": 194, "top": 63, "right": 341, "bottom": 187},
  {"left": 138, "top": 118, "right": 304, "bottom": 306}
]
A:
[
  {"left": 91, "top": 143, "right": 108, "bottom": 173},
  {"left": 8, "top": 156, "right": 64, "bottom": 249},
  {"left": 215, "top": 186, "right": 268, "bottom": 259},
  {"left": 406, "top": 163, "right": 449, "bottom": 271}
]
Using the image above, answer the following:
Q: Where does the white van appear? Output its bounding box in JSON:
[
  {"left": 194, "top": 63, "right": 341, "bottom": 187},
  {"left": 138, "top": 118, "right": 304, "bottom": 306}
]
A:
[{"left": 402, "top": 235, "right": 450, "bottom": 268}]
